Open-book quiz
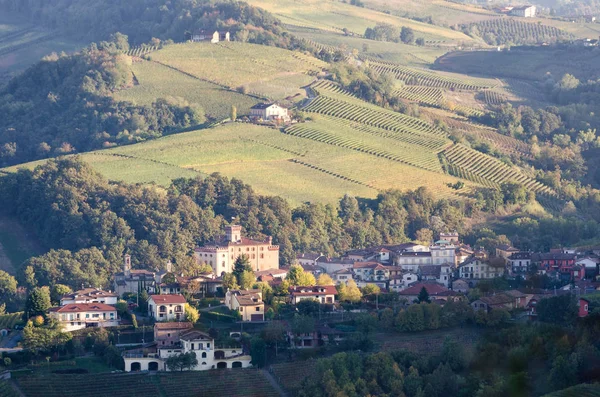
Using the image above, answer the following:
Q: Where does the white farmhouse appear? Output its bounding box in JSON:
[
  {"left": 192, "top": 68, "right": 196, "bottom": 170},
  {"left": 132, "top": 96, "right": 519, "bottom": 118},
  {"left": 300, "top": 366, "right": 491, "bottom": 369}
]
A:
[
  {"left": 249, "top": 103, "right": 290, "bottom": 122},
  {"left": 147, "top": 294, "right": 186, "bottom": 322}
]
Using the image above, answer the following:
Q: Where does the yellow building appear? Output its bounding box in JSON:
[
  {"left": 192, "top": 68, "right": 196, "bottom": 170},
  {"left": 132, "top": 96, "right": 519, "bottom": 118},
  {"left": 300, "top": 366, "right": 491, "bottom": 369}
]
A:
[
  {"left": 225, "top": 289, "right": 264, "bottom": 322},
  {"left": 194, "top": 225, "right": 279, "bottom": 275}
]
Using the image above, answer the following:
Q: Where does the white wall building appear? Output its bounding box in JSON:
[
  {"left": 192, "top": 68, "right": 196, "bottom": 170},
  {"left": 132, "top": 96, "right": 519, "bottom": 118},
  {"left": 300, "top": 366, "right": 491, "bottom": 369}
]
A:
[
  {"left": 60, "top": 288, "right": 118, "bottom": 306},
  {"left": 48, "top": 303, "right": 119, "bottom": 332},
  {"left": 123, "top": 329, "right": 251, "bottom": 372},
  {"left": 148, "top": 295, "right": 186, "bottom": 322}
]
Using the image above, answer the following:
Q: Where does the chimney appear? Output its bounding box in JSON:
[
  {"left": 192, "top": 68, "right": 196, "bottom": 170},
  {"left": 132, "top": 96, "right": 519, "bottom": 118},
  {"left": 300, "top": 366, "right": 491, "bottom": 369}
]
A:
[{"left": 124, "top": 254, "right": 131, "bottom": 278}]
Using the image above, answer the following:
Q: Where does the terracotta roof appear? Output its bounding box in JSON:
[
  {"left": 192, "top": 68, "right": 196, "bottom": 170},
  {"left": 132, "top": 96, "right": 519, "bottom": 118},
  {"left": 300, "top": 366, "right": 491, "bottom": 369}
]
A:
[
  {"left": 478, "top": 294, "right": 514, "bottom": 306},
  {"left": 289, "top": 285, "right": 337, "bottom": 296},
  {"left": 353, "top": 261, "right": 385, "bottom": 269},
  {"left": 398, "top": 283, "right": 449, "bottom": 296},
  {"left": 49, "top": 303, "right": 116, "bottom": 313},
  {"left": 154, "top": 322, "right": 193, "bottom": 330},
  {"left": 420, "top": 265, "right": 441, "bottom": 277},
  {"left": 61, "top": 288, "right": 117, "bottom": 301},
  {"left": 255, "top": 268, "right": 287, "bottom": 277},
  {"left": 497, "top": 245, "right": 518, "bottom": 252},
  {"left": 296, "top": 253, "right": 323, "bottom": 261},
  {"left": 149, "top": 294, "right": 187, "bottom": 304},
  {"left": 180, "top": 329, "right": 212, "bottom": 341}
]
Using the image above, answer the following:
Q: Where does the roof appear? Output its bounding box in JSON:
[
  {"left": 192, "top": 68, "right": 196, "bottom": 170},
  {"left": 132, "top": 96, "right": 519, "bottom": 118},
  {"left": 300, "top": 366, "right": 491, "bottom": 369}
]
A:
[
  {"left": 316, "top": 257, "right": 355, "bottom": 265},
  {"left": 296, "top": 253, "right": 323, "bottom": 261},
  {"left": 289, "top": 285, "right": 337, "bottom": 296},
  {"left": 420, "top": 265, "right": 441, "bottom": 277},
  {"left": 477, "top": 294, "right": 514, "bottom": 306},
  {"left": 398, "top": 251, "right": 432, "bottom": 257},
  {"left": 148, "top": 295, "right": 187, "bottom": 304},
  {"left": 154, "top": 322, "right": 193, "bottom": 330},
  {"left": 538, "top": 253, "right": 577, "bottom": 261},
  {"left": 180, "top": 329, "right": 212, "bottom": 341},
  {"left": 504, "top": 290, "right": 526, "bottom": 298},
  {"left": 508, "top": 252, "right": 531, "bottom": 260},
  {"left": 250, "top": 103, "right": 277, "bottom": 110},
  {"left": 236, "top": 294, "right": 263, "bottom": 306},
  {"left": 61, "top": 288, "right": 117, "bottom": 301},
  {"left": 398, "top": 283, "right": 449, "bottom": 296},
  {"left": 300, "top": 264, "right": 324, "bottom": 272},
  {"left": 255, "top": 268, "right": 287, "bottom": 277},
  {"left": 196, "top": 236, "right": 274, "bottom": 249},
  {"left": 353, "top": 261, "right": 386, "bottom": 270},
  {"left": 49, "top": 303, "right": 116, "bottom": 313}
]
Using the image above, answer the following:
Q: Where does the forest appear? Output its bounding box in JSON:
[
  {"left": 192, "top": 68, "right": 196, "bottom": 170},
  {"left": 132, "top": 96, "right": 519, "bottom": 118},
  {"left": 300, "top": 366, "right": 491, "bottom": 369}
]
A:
[
  {"left": 297, "top": 315, "right": 600, "bottom": 397},
  {"left": 0, "top": 36, "right": 204, "bottom": 166},
  {"left": 0, "top": 158, "right": 598, "bottom": 293}
]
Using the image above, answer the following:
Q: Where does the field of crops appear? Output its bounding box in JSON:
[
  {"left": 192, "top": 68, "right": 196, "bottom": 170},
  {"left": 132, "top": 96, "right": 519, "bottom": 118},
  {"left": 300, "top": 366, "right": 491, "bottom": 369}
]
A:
[
  {"left": 246, "top": 0, "right": 476, "bottom": 44},
  {"left": 369, "top": 59, "right": 499, "bottom": 91},
  {"left": 149, "top": 42, "right": 325, "bottom": 100},
  {"left": 394, "top": 85, "right": 444, "bottom": 106},
  {"left": 271, "top": 361, "right": 317, "bottom": 395},
  {"left": 0, "top": 312, "right": 23, "bottom": 329},
  {"left": 481, "top": 89, "right": 507, "bottom": 105},
  {"left": 443, "top": 143, "right": 553, "bottom": 195},
  {"left": 306, "top": 81, "right": 446, "bottom": 138},
  {"left": 114, "top": 60, "right": 260, "bottom": 121},
  {"left": 468, "top": 18, "right": 573, "bottom": 46}
]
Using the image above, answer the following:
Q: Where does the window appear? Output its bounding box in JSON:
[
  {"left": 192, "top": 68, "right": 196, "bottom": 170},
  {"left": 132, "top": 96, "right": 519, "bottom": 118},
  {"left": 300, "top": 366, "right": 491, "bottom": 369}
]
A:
[
  {"left": 252, "top": 254, "right": 255, "bottom": 259},
  {"left": 191, "top": 343, "right": 195, "bottom": 350},
  {"left": 207, "top": 343, "right": 210, "bottom": 348},
  {"left": 260, "top": 254, "right": 264, "bottom": 259},
  {"left": 167, "top": 333, "right": 171, "bottom": 337},
  {"left": 202, "top": 352, "right": 207, "bottom": 358},
  {"left": 585, "top": 304, "right": 589, "bottom": 311},
  {"left": 256, "top": 307, "right": 260, "bottom": 311}
]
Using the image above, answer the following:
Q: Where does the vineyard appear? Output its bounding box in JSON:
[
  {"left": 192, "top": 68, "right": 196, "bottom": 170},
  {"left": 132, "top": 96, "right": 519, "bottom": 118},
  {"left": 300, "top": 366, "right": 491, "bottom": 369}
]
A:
[
  {"left": 481, "top": 89, "right": 507, "bottom": 105},
  {"left": 306, "top": 81, "right": 446, "bottom": 138},
  {"left": 0, "top": 312, "right": 23, "bottom": 329},
  {"left": 443, "top": 143, "right": 553, "bottom": 195},
  {"left": 394, "top": 85, "right": 444, "bottom": 106},
  {"left": 125, "top": 45, "right": 159, "bottom": 57},
  {"left": 368, "top": 59, "right": 498, "bottom": 91},
  {"left": 466, "top": 18, "right": 573, "bottom": 46},
  {"left": 271, "top": 361, "right": 317, "bottom": 395},
  {"left": 15, "top": 370, "right": 279, "bottom": 397}
]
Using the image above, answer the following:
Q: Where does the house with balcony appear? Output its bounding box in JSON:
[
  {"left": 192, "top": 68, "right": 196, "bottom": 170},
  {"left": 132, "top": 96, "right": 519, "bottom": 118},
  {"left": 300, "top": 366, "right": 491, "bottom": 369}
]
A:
[
  {"left": 60, "top": 288, "right": 118, "bottom": 306},
  {"left": 148, "top": 295, "right": 186, "bottom": 321},
  {"left": 123, "top": 328, "right": 251, "bottom": 372},
  {"left": 458, "top": 256, "right": 506, "bottom": 283},
  {"left": 352, "top": 262, "right": 392, "bottom": 288},
  {"left": 508, "top": 252, "right": 532, "bottom": 276},
  {"left": 289, "top": 285, "right": 336, "bottom": 304},
  {"left": 332, "top": 268, "right": 354, "bottom": 285},
  {"left": 225, "top": 289, "right": 264, "bottom": 322},
  {"left": 48, "top": 303, "right": 119, "bottom": 332}
]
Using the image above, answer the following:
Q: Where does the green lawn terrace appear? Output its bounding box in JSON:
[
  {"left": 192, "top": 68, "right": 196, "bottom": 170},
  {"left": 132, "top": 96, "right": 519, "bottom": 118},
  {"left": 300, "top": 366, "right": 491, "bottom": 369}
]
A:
[
  {"left": 144, "top": 41, "right": 327, "bottom": 101},
  {"left": 246, "top": 0, "right": 478, "bottom": 45}
]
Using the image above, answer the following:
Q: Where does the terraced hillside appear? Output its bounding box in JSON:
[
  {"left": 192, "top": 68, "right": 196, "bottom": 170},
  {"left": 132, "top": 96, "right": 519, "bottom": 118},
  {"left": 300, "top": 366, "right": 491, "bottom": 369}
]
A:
[
  {"left": 368, "top": 59, "right": 499, "bottom": 91},
  {"left": 467, "top": 18, "right": 574, "bottom": 46},
  {"left": 147, "top": 42, "right": 327, "bottom": 100},
  {"left": 443, "top": 143, "right": 554, "bottom": 195},
  {"left": 15, "top": 370, "right": 280, "bottom": 397}
]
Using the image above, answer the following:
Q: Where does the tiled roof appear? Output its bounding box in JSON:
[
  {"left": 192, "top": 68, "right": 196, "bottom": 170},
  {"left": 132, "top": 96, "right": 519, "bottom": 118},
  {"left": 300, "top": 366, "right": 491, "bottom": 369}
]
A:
[
  {"left": 154, "top": 322, "right": 193, "bottom": 330},
  {"left": 62, "top": 288, "right": 117, "bottom": 300},
  {"left": 398, "top": 283, "right": 449, "bottom": 296},
  {"left": 149, "top": 294, "right": 187, "bottom": 304},
  {"left": 420, "top": 265, "right": 441, "bottom": 277},
  {"left": 250, "top": 103, "right": 276, "bottom": 110},
  {"left": 180, "top": 329, "right": 212, "bottom": 341},
  {"left": 289, "top": 285, "right": 337, "bottom": 296},
  {"left": 49, "top": 303, "right": 116, "bottom": 313}
]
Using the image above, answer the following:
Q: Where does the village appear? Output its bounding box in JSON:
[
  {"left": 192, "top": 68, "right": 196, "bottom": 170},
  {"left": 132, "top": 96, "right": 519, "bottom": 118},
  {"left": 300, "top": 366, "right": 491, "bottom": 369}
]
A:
[{"left": 2, "top": 223, "right": 596, "bottom": 376}]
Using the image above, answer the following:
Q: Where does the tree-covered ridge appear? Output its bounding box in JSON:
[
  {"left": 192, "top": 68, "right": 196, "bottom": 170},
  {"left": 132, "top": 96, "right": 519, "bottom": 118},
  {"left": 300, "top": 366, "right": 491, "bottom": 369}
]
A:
[
  {"left": 0, "top": 0, "right": 295, "bottom": 47},
  {"left": 0, "top": 37, "right": 204, "bottom": 166}
]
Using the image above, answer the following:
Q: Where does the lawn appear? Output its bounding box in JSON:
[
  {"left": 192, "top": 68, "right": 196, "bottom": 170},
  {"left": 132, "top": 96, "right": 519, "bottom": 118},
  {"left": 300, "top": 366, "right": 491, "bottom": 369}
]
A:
[
  {"left": 115, "top": 60, "right": 260, "bottom": 121},
  {"left": 148, "top": 42, "right": 326, "bottom": 100}
]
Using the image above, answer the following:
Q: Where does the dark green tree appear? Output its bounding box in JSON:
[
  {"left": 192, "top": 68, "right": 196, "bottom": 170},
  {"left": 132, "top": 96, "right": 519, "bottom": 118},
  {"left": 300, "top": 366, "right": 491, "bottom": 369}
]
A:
[
  {"left": 418, "top": 287, "right": 430, "bottom": 303},
  {"left": 25, "top": 286, "right": 52, "bottom": 318}
]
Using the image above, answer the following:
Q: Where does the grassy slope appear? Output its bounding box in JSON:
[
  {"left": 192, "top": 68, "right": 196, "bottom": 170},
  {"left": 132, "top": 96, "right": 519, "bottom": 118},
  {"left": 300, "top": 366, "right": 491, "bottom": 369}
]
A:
[
  {"left": 0, "top": 11, "right": 82, "bottom": 85},
  {"left": 247, "top": 0, "right": 478, "bottom": 43},
  {"left": 148, "top": 42, "right": 326, "bottom": 100},
  {"left": 115, "top": 60, "right": 261, "bottom": 120}
]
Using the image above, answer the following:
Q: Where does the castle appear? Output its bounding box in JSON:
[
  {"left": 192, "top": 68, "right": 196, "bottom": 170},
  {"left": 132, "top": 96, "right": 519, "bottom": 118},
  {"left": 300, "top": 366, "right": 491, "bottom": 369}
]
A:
[{"left": 194, "top": 225, "right": 279, "bottom": 275}]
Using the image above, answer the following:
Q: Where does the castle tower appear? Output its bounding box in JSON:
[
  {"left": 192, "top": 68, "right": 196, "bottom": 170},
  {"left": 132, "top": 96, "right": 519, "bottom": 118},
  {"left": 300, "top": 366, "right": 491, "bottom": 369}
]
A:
[{"left": 225, "top": 225, "right": 242, "bottom": 242}]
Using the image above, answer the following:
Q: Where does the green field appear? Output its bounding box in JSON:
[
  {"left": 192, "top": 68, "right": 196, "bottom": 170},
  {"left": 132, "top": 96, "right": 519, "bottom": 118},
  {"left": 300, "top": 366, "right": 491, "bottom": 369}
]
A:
[
  {"left": 247, "top": 0, "right": 478, "bottom": 44},
  {"left": 115, "top": 60, "right": 260, "bottom": 120},
  {"left": 147, "top": 42, "right": 326, "bottom": 100}
]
